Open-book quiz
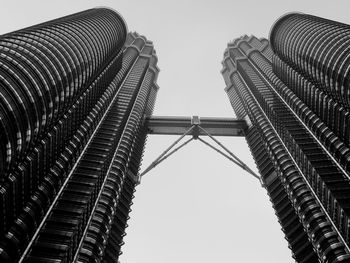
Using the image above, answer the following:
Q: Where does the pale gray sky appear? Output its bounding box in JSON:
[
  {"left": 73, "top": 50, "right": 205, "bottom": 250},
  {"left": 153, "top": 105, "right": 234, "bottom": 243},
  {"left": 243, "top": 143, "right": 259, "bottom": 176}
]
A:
[{"left": 2, "top": 1, "right": 350, "bottom": 262}]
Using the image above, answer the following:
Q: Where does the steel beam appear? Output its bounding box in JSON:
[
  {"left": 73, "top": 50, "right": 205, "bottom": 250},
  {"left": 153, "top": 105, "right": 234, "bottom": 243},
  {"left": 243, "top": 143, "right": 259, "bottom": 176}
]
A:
[{"left": 145, "top": 116, "right": 247, "bottom": 137}]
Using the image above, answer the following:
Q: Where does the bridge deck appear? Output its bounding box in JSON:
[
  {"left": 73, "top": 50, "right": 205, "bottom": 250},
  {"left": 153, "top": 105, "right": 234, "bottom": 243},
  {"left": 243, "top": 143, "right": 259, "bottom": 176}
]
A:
[{"left": 145, "top": 116, "right": 247, "bottom": 137}]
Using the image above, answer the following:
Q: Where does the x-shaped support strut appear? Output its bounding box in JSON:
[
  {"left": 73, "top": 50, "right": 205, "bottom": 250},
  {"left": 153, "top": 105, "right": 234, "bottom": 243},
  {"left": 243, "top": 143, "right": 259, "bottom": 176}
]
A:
[{"left": 139, "top": 116, "right": 261, "bottom": 184}]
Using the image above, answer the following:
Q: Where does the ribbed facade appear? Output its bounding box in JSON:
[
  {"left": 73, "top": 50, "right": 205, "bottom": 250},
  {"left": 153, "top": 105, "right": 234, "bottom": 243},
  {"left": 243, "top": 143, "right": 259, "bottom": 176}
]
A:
[
  {"left": 0, "top": 9, "right": 159, "bottom": 263},
  {"left": 222, "top": 32, "right": 350, "bottom": 262},
  {"left": 270, "top": 13, "right": 350, "bottom": 261},
  {"left": 270, "top": 13, "right": 350, "bottom": 109}
]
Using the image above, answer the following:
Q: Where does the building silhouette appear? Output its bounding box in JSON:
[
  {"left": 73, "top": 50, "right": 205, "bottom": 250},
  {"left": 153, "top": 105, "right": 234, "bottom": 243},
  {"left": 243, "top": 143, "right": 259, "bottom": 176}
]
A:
[
  {"left": 0, "top": 8, "right": 159, "bottom": 262},
  {"left": 222, "top": 13, "right": 350, "bottom": 263},
  {"left": 3, "top": 6, "right": 350, "bottom": 263}
]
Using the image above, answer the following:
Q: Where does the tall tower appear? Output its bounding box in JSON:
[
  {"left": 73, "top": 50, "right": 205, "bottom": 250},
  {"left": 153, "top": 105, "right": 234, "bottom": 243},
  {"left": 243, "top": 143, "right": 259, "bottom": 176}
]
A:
[
  {"left": 0, "top": 9, "right": 159, "bottom": 263},
  {"left": 222, "top": 14, "right": 350, "bottom": 262}
]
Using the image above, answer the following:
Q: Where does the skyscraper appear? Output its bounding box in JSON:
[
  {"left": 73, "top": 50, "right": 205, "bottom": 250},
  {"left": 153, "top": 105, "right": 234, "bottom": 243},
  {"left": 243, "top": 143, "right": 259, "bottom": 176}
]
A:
[
  {"left": 0, "top": 8, "right": 159, "bottom": 263},
  {"left": 222, "top": 14, "right": 350, "bottom": 262}
]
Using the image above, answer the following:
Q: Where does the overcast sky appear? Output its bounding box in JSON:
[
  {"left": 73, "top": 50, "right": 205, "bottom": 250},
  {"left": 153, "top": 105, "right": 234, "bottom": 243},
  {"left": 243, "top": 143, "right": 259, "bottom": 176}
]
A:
[{"left": 2, "top": 1, "right": 350, "bottom": 262}]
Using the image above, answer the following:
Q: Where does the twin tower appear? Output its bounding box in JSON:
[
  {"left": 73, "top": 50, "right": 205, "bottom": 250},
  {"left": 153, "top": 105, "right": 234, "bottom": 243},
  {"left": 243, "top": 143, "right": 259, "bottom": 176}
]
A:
[{"left": 0, "top": 7, "right": 350, "bottom": 263}]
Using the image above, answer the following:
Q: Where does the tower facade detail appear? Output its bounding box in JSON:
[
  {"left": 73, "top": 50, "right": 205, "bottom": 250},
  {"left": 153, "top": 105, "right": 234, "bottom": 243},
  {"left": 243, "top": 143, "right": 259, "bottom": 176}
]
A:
[
  {"left": 4, "top": 7, "right": 350, "bottom": 263},
  {"left": 222, "top": 14, "right": 350, "bottom": 263},
  {"left": 0, "top": 9, "right": 159, "bottom": 263}
]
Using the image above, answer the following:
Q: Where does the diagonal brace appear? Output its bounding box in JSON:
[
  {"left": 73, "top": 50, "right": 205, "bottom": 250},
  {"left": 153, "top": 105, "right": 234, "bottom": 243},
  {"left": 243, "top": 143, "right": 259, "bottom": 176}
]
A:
[
  {"left": 197, "top": 137, "right": 261, "bottom": 182},
  {"left": 197, "top": 125, "right": 260, "bottom": 180},
  {"left": 139, "top": 126, "right": 195, "bottom": 178}
]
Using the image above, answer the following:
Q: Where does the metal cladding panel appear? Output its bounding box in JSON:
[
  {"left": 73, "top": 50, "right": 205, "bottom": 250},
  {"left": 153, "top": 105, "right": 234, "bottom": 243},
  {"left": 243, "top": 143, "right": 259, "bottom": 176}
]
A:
[
  {"left": 222, "top": 36, "right": 350, "bottom": 262},
  {"left": 23, "top": 61, "right": 144, "bottom": 262},
  {"left": 235, "top": 36, "right": 350, "bottom": 248},
  {"left": 75, "top": 35, "right": 159, "bottom": 263},
  {"left": 0, "top": 53, "right": 124, "bottom": 262},
  {"left": 271, "top": 55, "right": 350, "bottom": 172},
  {"left": 269, "top": 13, "right": 350, "bottom": 108},
  {"left": 0, "top": 49, "right": 124, "bottom": 243},
  {"left": 1, "top": 33, "right": 160, "bottom": 263},
  {"left": 245, "top": 127, "right": 317, "bottom": 263},
  {"left": 268, "top": 16, "right": 350, "bottom": 260},
  {"left": 223, "top": 62, "right": 320, "bottom": 261},
  {"left": 0, "top": 5, "right": 127, "bottom": 247},
  {"left": 0, "top": 10, "right": 160, "bottom": 263},
  {"left": 0, "top": 11, "right": 127, "bottom": 250},
  {"left": 0, "top": 8, "right": 127, "bottom": 175}
]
